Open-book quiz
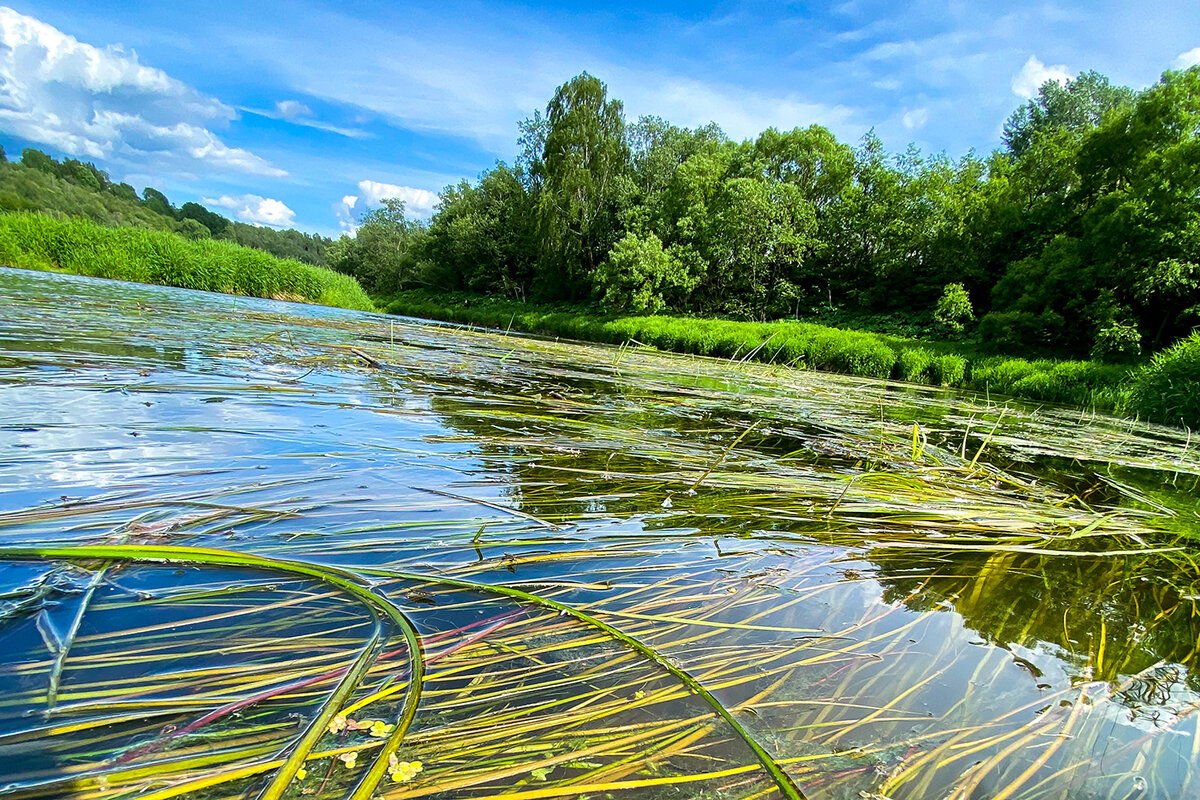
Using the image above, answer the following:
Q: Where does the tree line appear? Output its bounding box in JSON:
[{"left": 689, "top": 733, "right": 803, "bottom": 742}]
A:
[
  {"left": 331, "top": 66, "right": 1200, "bottom": 361},
  {"left": 0, "top": 146, "right": 332, "bottom": 266}
]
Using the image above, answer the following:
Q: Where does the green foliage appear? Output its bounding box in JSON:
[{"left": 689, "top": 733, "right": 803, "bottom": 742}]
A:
[
  {"left": 1091, "top": 320, "right": 1142, "bottom": 362},
  {"left": 327, "top": 199, "right": 424, "bottom": 295},
  {"left": 594, "top": 231, "right": 694, "bottom": 312},
  {"left": 537, "top": 72, "right": 630, "bottom": 300},
  {"left": 897, "top": 347, "right": 935, "bottom": 382},
  {"left": 0, "top": 153, "right": 330, "bottom": 265},
  {"left": 393, "top": 65, "right": 1199, "bottom": 373},
  {"left": 929, "top": 354, "right": 967, "bottom": 387},
  {"left": 933, "top": 283, "right": 974, "bottom": 334},
  {"left": 0, "top": 213, "right": 372, "bottom": 311},
  {"left": 1124, "top": 332, "right": 1200, "bottom": 428}
]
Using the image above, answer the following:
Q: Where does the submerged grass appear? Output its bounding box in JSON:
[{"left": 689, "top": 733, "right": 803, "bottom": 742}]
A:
[
  {"left": 0, "top": 213, "right": 374, "bottom": 311},
  {"left": 381, "top": 291, "right": 1180, "bottom": 426},
  {"left": 3, "top": 268, "right": 1200, "bottom": 800}
]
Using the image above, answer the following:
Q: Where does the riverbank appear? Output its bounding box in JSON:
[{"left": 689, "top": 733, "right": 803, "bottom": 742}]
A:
[
  {"left": 0, "top": 213, "right": 374, "bottom": 311},
  {"left": 381, "top": 290, "right": 1199, "bottom": 429}
]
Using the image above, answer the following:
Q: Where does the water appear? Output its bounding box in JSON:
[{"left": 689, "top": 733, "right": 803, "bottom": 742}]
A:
[{"left": 1, "top": 266, "right": 1198, "bottom": 800}]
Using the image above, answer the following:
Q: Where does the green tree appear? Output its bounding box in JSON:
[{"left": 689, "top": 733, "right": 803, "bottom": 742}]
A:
[
  {"left": 594, "top": 231, "right": 694, "bottom": 312},
  {"left": 21, "top": 148, "right": 57, "bottom": 174},
  {"left": 141, "top": 187, "right": 175, "bottom": 218},
  {"left": 328, "top": 198, "right": 424, "bottom": 294},
  {"left": 537, "top": 72, "right": 631, "bottom": 300},
  {"left": 933, "top": 283, "right": 975, "bottom": 334},
  {"left": 179, "top": 202, "right": 229, "bottom": 237}
]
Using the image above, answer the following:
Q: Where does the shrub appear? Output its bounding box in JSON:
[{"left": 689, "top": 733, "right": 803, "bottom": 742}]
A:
[
  {"left": 1091, "top": 320, "right": 1142, "bottom": 362},
  {"left": 1124, "top": 332, "right": 1200, "bottom": 428},
  {"left": 897, "top": 347, "right": 935, "bottom": 383},
  {"left": 930, "top": 354, "right": 967, "bottom": 386},
  {"left": 933, "top": 283, "right": 974, "bottom": 334}
]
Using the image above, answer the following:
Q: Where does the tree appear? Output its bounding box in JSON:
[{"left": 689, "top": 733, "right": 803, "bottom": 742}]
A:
[
  {"left": 21, "top": 148, "right": 56, "bottom": 174},
  {"left": 1003, "top": 71, "right": 1135, "bottom": 158},
  {"left": 141, "top": 187, "right": 175, "bottom": 218},
  {"left": 593, "top": 231, "right": 694, "bottom": 312},
  {"left": 327, "top": 198, "right": 424, "bottom": 294},
  {"left": 536, "top": 72, "right": 630, "bottom": 300},
  {"left": 933, "top": 283, "right": 975, "bottom": 334},
  {"left": 423, "top": 164, "right": 538, "bottom": 297},
  {"left": 179, "top": 202, "right": 229, "bottom": 237}
]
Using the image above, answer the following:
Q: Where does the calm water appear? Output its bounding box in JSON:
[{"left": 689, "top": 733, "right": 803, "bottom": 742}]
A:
[{"left": 1, "top": 267, "right": 1198, "bottom": 800}]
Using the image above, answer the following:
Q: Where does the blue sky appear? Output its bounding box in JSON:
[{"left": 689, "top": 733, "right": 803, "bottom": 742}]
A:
[{"left": 2, "top": 0, "right": 1198, "bottom": 237}]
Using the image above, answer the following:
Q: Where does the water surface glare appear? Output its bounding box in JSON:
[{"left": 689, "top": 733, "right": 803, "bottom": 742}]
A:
[{"left": 1, "top": 267, "right": 1199, "bottom": 800}]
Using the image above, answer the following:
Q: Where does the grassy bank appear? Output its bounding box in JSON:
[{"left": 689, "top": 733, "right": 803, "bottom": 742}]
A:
[
  {"left": 383, "top": 290, "right": 1198, "bottom": 429},
  {"left": 0, "top": 213, "right": 374, "bottom": 311}
]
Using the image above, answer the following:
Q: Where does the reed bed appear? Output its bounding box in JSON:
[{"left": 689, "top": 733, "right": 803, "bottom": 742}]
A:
[
  {"left": 382, "top": 291, "right": 1200, "bottom": 428},
  {"left": 0, "top": 214, "right": 374, "bottom": 311},
  {"left": 1, "top": 268, "right": 1199, "bottom": 799}
]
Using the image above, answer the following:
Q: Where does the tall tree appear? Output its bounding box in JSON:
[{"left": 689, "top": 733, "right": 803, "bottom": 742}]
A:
[{"left": 537, "top": 72, "right": 630, "bottom": 300}]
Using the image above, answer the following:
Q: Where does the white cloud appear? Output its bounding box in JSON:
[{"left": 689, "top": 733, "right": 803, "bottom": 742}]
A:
[
  {"left": 275, "top": 99, "right": 313, "bottom": 119},
  {"left": 610, "top": 74, "right": 859, "bottom": 143},
  {"left": 0, "top": 7, "right": 284, "bottom": 177},
  {"left": 238, "top": 99, "right": 371, "bottom": 139},
  {"left": 1174, "top": 47, "right": 1200, "bottom": 70},
  {"left": 901, "top": 107, "right": 929, "bottom": 131},
  {"left": 357, "top": 180, "right": 439, "bottom": 215},
  {"left": 334, "top": 181, "right": 439, "bottom": 233},
  {"left": 203, "top": 194, "right": 296, "bottom": 228},
  {"left": 335, "top": 195, "right": 358, "bottom": 234},
  {"left": 263, "top": 8, "right": 862, "bottom": 150},
  {"left": 1011, "top": 55, "right": 1072, "bottom": 99}
]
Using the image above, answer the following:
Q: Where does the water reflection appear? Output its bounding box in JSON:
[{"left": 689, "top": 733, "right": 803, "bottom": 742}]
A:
[{"left": 1, "top": 267, "right": 1199, "bottom": 799}]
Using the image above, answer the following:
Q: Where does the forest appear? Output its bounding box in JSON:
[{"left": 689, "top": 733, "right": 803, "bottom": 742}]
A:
[
  {"left": 330, "top": 66, "right": 1200, "bottom": 364},
  {"left": 0, "top": 147, "right": 332, "bottom": 266}
]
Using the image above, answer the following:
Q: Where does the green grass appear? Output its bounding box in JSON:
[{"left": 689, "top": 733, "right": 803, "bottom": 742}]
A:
[
  {"left": 380, "top": 290, "right": 1197, "bottom": 428},
  {"left": 0, "top": 213, "right": 374, "bottom": 311}
]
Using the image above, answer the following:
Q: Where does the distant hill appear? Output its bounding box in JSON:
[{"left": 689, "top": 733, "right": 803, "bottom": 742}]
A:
[{"left": 0, "top": 145, "right": 331, "bottom": 266}]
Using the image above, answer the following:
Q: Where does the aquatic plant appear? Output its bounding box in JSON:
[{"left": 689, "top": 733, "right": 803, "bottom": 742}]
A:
[{"left": 0, "top": 212, "right": 374, "bottom": 311}]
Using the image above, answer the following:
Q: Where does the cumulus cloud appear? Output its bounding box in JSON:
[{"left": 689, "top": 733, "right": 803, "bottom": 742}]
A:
[
  {"left": 203, "top": 194, "right": 296, "bottom": 228},
  {"left": 1174, "top": 47, "right": 1200, "bottom": 70},
  {"left": 1011, "top": 55, "right": 1072, "bottom": 99},
  {"left": 335, "top": 180, "right": 439, "bottom": 232},
  {"left": 357, "top": 180, "right": 439, "bottom": 215},
  {"left": 0, "top": 7, "right": 284, "bottom": 176}
]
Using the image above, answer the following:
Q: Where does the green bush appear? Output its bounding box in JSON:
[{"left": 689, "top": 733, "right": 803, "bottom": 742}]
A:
[
  {"left": 1091, "top": 320, "right": 1142, "bottom": 362},
  {"left": 933, "top": 283, "right": 974, "bottom": 334},
  {"left": 897, "top": 347, "right": 935, "bottom": 382},
  {"left": 929, "top": 354, "right": 967, "bottom": 386},
  {"left": 1124, "top": 332, "right": 1200, "bottom": 428}
]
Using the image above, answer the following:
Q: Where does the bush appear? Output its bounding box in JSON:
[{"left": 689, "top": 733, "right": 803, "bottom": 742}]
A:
[
  {"left": 1091, "top": 320, "right": 1142, "bottom": 362},
  {"left": 1124, "top": 332, "right": 1200, "bottom": 428},
  {"left": 929, "top": 354, "right": 967, "bottom": 386},
  {"left": 933, "top": 283, "right": 974, "bottom": 334},
  {"left": 897, "top": 347, "right": 935, "bottom": 382}
]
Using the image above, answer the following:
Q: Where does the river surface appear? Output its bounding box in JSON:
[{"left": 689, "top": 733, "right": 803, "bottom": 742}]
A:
[{"left": 1, "top": 267, "right": 1199, "bottom": 800}]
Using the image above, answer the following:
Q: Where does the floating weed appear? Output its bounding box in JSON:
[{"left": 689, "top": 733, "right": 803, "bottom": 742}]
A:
[{"left": 1, "top": 269, "right": 1200, "bottom": 799}]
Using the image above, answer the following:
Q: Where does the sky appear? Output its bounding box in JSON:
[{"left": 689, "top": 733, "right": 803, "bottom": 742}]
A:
[{"left": 1, "top": 1, "right": 1198, "bottom": 237}]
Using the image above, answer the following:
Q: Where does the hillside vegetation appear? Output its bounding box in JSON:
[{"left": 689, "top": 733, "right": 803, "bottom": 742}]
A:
[{"left": 0, "top": 150, "right": 331, "bottom": 265}]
